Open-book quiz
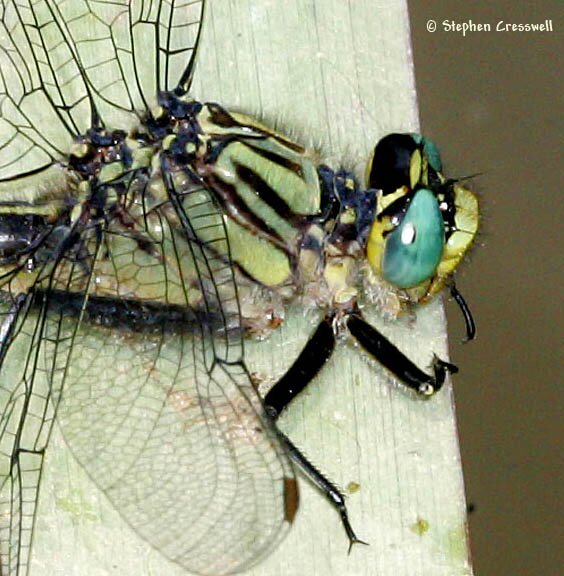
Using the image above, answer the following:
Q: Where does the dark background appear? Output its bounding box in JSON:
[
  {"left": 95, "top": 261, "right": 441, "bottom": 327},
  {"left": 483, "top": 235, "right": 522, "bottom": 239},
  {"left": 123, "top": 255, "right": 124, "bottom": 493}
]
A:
[{"left": 408, "top": 2, "right": 562, "bottom": 574}]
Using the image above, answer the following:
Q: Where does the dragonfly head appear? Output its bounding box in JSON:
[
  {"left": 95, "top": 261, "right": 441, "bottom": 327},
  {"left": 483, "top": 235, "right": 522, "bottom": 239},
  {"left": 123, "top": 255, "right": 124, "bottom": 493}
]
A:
[{"left": 364, "top": 133, "right": 479, "bottom": 303}]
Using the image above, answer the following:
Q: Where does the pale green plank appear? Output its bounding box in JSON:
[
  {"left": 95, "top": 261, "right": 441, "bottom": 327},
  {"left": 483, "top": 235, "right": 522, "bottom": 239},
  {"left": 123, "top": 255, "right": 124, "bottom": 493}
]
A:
[{"left": 19, "top": 1, "right": 472, "bottom": 575}]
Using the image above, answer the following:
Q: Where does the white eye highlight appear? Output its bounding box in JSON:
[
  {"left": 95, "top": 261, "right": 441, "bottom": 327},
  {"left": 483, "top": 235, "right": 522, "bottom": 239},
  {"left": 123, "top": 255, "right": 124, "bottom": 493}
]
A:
[{"left": 401, "top": 222, "right": 416, "bottom": 245}]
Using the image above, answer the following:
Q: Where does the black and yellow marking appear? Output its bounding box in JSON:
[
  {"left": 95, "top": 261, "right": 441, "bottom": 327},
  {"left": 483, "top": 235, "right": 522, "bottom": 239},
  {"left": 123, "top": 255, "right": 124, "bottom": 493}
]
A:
[{"left": 193, "top": 103, "right": 322, "bottom": 287}]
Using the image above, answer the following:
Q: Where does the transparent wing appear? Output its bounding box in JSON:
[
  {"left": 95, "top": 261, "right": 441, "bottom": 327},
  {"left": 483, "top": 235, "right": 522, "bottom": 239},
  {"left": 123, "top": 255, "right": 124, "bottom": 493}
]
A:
[
  {"left": 0, "top": 168, "right": 296, "bottom": 575},
  {"left": 0, "top": 0, "right": 205, "bottom": 185},
  {"left": 0, "top": 0, "right": 89, "bottom": 180},
  {"left": 55, "top": 172, "right": 295, "bottom": 574},
  {"left": 0, "top": 0, "right": 205, "bottom": 184},
  {"left": 56, "top": 0, "right": 205, "bottom": 120},
  {"left": 0, "top": 282, "right": 66, "bottom": 576}
]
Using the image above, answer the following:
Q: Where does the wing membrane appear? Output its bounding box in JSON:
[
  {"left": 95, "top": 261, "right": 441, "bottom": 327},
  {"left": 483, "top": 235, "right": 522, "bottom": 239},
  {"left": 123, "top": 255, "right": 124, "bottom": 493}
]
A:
[
  {"left": 54, "top": 173, "right": 294, "bottom": 574},
  {"left": 2, "top": 1, "right": 93, "bottom": 134},
  {"left": 131, "top": 0, "right": 206, "bottom": 96},
  {"left": 0, "top": 0, "right": 205, "bottom": 183},
  {"left": 0, "top": 0, "right": 78, "bottom": 180},
  {"left": 0, "top": 0, "right": 206, "bottom": 184},
  {"left": 0, "top": 286, "right": 73, "bottom": 576},
  {"left": 0, "top": 166, "right": 295, "bottom": 575},
  {"left": 58, "top": 0, "right": 204, "bottom": 118},
  {"left": 0, "top": 1, "right": 294, "bottom": 572}
]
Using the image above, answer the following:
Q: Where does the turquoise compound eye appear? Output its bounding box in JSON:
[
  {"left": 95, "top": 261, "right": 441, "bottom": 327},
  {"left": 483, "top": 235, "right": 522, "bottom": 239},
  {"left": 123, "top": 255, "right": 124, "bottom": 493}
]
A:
[
  {"left": 382, "top": 188, "right": 445, "bottom": 288},
  {"left": 410, "top": 133, "right": 443, "bottom": 173}
]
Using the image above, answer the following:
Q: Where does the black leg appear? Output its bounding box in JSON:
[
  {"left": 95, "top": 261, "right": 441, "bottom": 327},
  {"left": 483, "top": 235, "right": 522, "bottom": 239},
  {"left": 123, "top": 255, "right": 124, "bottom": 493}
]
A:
[
  {"left": 450, "top": 283, "right": 476, "bottom": 342},
  {"left": 346, "top": 312, "right": 458, "bottom": 396},
  {"left": 263, "top": 316, "right": 366, "bottom": 549},
  {"left": 264, "top": 316, "right": 335, "bottom": 417},
  {"left": 273, "top": 426, "right": 367, "bottom": 552}
]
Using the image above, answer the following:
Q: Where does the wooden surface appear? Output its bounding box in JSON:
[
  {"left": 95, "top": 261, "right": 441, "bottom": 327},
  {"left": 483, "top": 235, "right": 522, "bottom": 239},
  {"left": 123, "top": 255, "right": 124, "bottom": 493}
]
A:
[{"left": 22, "top": 1, "right": 472, "bottom": 574}]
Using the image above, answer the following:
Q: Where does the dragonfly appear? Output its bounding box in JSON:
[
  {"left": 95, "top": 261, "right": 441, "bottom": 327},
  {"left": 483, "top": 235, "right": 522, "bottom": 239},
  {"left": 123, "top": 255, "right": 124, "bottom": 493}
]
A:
[{"left": 0, "top": 1, "right": 480, "bottom": 575}]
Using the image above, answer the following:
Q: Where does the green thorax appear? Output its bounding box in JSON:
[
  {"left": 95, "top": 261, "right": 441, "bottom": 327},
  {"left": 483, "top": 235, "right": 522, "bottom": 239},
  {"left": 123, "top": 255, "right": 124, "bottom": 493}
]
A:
[{"left": 192, "top": 103, "right": 322, "bottom": 287}]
